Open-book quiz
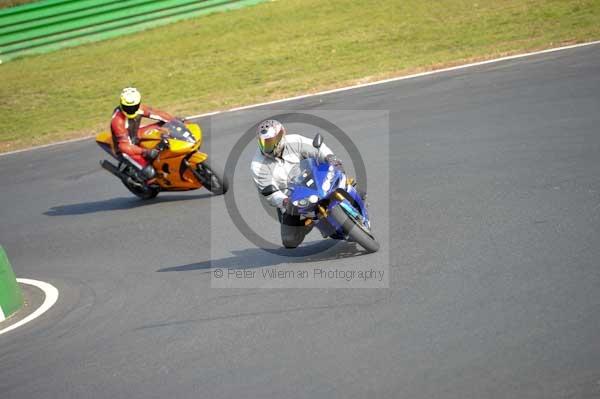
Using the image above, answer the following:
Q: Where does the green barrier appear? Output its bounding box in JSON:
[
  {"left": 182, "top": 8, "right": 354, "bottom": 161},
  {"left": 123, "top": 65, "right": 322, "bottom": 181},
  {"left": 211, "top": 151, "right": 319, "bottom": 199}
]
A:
[
  {"left": 0, "top": 0, "right": 266, "bottom": 63},
  {"left": 0, "top": 246, "right": 23, "bottom": 321}
]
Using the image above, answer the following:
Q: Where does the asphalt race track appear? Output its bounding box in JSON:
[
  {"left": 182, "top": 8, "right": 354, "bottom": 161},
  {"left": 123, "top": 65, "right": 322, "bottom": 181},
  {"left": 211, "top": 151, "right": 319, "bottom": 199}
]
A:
[{"left": 1, "top": 44, "right": 600, "bottom": 398}]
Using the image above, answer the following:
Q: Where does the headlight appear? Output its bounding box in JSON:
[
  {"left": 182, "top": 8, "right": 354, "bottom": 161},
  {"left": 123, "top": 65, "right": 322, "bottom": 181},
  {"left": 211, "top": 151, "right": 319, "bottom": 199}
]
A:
[
  {"left": 293, "top": 198, "right": 310, "bottom": 207},
  {"left": 293, "top": 196, "right": 318, "bottom": 208}
]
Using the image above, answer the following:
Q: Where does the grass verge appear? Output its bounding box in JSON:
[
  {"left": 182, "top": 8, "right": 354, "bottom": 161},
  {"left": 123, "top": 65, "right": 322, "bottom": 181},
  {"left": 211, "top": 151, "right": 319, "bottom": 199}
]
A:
[{"left": 1, "top": 0, "right": 600, "bottom": 152}]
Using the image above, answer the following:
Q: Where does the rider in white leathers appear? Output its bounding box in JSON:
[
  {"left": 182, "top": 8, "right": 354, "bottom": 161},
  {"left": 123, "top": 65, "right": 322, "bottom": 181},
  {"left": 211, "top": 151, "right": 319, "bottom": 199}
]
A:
[{"left": 251, "top": 119, "right": 342, "bottom": 248}]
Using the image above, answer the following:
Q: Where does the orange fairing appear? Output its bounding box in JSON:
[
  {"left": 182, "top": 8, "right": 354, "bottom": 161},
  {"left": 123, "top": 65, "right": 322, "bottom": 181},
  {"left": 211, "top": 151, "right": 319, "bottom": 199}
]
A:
[
  {"left": 188, "top": 151, "right": 208, "bottom": 165},
  {"left": 182, "top": 123, "right": 206, "bottom": 166},
  {"left": 151, "top": 155, "right": 202, "bottom": 190},
  {"left": 143, "top": 122, "right": 207, "bottom": 190},
  {"left": 96, "top": 121, "right": 211, "bottom": 191},
  {"left": 139, "top": 123, "right": 203, "bottom": 156},
  {"left": 96, "top": 131, "right": 116, "bottom": 156},
  {"left": 138, "top": 126, "right": 163, "bottom": 151},
  {"left": 188, "top": 123, "right": 202, "bottom": 147},
  {"left": 96, "top": 130, "right": 113, "bottom": 145}
]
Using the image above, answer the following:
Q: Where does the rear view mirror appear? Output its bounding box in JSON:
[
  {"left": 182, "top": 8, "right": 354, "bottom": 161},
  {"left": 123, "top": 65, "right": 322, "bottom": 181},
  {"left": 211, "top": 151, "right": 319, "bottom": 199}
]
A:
[{"left": 313, "top": 133, "right": 323, "bottom": 149}]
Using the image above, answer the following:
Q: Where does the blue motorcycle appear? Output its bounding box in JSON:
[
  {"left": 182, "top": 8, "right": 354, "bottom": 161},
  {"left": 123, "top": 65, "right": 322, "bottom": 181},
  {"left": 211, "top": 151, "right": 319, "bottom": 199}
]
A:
[{"left": 285, "top": 134, "right": 379, "bottom": 253}]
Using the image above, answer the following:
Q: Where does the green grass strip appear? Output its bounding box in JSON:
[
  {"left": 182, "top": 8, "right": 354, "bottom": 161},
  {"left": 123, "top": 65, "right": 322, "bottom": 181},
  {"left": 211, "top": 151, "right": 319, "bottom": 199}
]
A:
[
  {"left": 0, "top": 0, "right": 68, "bottom": 15},
  {"left": 1, "top": 0, "right": 600, "bottom": 151},
  {"left": 0, "top": 246, "right": 23, "bottom": 320},
  {"left": 0, "top": 0, "right": 266, "bottom": 59}
]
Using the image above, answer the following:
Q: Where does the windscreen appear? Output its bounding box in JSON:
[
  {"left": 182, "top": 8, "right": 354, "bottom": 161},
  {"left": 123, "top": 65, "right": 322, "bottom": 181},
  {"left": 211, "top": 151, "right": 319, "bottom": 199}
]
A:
[
  {"left": 288, "top": 158, "right": 317, "bottom": 189},
  {"left": 164, "top": 120, "right": 195, "bottom": 143}
]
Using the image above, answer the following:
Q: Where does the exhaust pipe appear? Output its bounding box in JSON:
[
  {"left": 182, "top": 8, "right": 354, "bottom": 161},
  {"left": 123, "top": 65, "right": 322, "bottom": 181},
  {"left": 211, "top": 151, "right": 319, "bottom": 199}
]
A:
[
  {"left": 100, "top": 160, "right": 122, "bottom": 178},
  {"left": 100, "top": 160, "right": 144, "bottom": 189}
]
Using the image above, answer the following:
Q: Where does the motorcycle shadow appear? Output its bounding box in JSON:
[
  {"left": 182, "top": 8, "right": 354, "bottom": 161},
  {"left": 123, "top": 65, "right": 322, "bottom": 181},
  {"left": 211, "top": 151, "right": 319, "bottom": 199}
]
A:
[
  {"left": 157, "top": 241, "right": 368, "bottom": 272},
  {"left": 44, "top": 193, "right": 213, "bottom": 216}
]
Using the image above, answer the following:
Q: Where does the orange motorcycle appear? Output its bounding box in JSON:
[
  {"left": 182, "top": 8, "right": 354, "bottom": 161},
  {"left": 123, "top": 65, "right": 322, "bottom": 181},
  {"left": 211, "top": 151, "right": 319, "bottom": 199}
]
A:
[{"left": 96, "top": 120, "right": 227, "bottom": 199}]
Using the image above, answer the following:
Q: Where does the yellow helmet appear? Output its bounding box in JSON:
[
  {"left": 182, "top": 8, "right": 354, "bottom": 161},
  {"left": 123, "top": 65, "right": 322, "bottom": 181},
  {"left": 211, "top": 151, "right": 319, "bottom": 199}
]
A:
[{"left": 120, "top": 87, "right": 141, "bottom": 119}]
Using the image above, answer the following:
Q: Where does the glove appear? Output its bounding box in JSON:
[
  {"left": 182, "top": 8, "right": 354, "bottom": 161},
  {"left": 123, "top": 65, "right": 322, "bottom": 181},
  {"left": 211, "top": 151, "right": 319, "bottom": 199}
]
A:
[
  {"left": 282, "top": 198, "right": 297, "bottom": 215},
  {"left": 144, "top": 148, "right": 159, "bottom": 161},
  {"left": 326, "top": 154, "right": 344, "bottom": 170}
]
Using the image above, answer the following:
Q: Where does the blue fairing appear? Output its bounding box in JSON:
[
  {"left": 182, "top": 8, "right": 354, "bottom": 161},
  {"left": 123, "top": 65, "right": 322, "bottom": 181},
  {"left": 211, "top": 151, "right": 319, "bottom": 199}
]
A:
[{"left": 287, "top": 158, "right": 370, "bottom": 239}]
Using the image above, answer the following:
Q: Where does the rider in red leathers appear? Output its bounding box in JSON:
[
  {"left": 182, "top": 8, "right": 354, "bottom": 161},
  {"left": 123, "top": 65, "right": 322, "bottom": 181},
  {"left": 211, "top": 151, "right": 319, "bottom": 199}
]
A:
[{"left": 111, "top": 87, "right": 175, "bottom": 181}]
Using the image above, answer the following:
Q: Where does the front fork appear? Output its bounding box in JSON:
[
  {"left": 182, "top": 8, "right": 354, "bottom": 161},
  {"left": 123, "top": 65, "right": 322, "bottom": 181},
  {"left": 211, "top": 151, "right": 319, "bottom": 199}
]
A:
[
  {"left": 183, "top": 151, "right": 209, "bottom": 184},
  {"left": 317, "top": 191, "right": 346, "bottom": 217},
  {"left": 326, "top": 189, "right": 369, "bottom": 228}
]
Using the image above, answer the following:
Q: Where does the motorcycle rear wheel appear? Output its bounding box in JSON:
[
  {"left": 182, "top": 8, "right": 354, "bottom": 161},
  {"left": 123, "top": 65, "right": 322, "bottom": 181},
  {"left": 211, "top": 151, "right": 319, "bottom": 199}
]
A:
[
  {"left": 123, "top": 179, "right": 159, "bottom": 200},
  {"left": 330, "top": 204, "right": 379, "bottom": 253}
]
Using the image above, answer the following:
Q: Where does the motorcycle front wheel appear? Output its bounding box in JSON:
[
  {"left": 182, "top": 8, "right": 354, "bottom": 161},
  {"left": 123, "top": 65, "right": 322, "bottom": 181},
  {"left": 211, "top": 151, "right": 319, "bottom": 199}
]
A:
[
  {"left": 195, "top": 161, "right": 228, "bottom": 195},
  {"left": 330, "top": 204, "right": 379, "bottom": 253}
]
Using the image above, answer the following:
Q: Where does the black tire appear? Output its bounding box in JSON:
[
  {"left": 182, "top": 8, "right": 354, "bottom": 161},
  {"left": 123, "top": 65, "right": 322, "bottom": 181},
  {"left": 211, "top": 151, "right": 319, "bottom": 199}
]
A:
[
  {"left": 123, "top": 179, "right": 159, "bottom": 200},
  {"left": 330, "top": 204, "right": 379, "bottom": 253},
  {"left": 196, "top": 161, "right": 228, "bottom": 195}
]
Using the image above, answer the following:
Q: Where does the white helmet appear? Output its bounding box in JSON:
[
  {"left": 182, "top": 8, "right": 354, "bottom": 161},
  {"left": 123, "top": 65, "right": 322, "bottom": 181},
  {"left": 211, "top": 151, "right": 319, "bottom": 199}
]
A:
[{"left": 257, "top": 119, "right": 286, "bottom": 157}]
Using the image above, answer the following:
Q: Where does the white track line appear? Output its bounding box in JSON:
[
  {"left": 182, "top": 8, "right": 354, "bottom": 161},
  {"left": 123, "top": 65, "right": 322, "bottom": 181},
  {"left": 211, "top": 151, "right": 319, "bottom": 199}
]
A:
[
  {"left": 2, "top": 40, "right": 599, "bottom": 158},
  {"left": 0, "top": 278, "right": 59, "bottom": 336},
  {"left": 186, "top": 40, "right": 600, "bottom": 117},
  {"left": 0, "top": 136, "right": 94, "bottom": 157}
]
